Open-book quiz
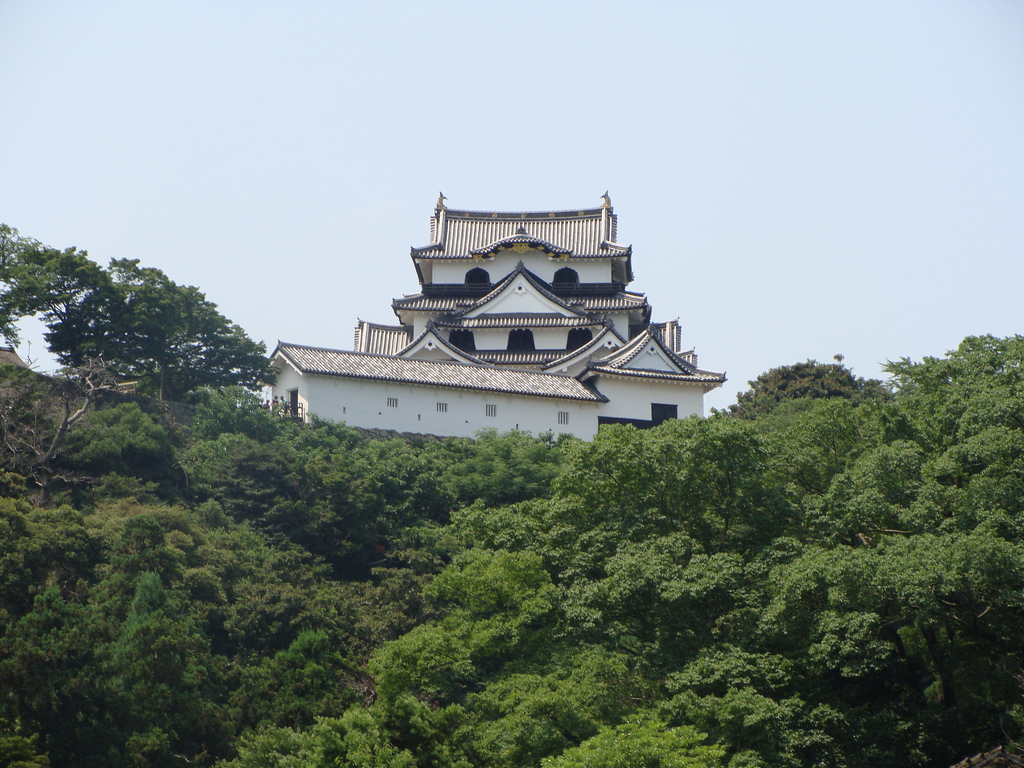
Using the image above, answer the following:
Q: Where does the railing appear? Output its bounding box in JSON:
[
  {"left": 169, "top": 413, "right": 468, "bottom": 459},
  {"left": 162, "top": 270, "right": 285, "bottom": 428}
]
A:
[
  {"left": 421, "top": 284, "right": 493, "bottom": 298},
  {"left": 280, "top": 402, "right": 305, "bottom": 422},
  {"left": 550, "top": 282, "right": 626, "bottom": 296}
]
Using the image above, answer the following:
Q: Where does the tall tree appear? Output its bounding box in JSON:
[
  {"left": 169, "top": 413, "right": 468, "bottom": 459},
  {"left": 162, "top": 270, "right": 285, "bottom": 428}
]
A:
[
  {"left": 0, "top": 227, "right": 272, "bottom": 399},
  {"left": 103, "top": 259, "right": 271, "bottom": 400}
]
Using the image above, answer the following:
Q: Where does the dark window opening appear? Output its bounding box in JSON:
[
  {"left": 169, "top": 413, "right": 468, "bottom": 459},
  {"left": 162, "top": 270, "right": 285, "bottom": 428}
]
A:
[
  {"left": 651, "top": 403, "right": 678, "bottom": 426},
  {"left": 465, "top": 267, "right": 490, "bottom": 286},
  {"left": 507, "top": 329, "right": 536, "bottom": 351},
  {"left": 565, "top": 328, "right": 594, "bottom": 351},
  {"left": 449, "top": 329, "right": 476, "bottom": 351},
  {"left": 553, "top": 267, "right": 579, "bottom": 286}
]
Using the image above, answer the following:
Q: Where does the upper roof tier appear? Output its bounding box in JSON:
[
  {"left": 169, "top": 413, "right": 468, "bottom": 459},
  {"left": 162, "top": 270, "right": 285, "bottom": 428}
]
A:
[{"left": 411, "top": 195, "right": 632, "bottom": 261}]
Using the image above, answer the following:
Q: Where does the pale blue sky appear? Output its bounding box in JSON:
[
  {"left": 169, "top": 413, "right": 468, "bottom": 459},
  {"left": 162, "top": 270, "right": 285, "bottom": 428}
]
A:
[{"left": 2, "top": 1, "right": 1022, "bottom": 410}]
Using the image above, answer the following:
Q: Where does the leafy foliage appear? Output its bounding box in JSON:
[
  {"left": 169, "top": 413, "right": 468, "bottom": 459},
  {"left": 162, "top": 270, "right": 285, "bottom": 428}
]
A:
[
  {"left": 1, "top": 332, "right": 1023, "bottom": 767},
  {"left": 0, "top": 226, "right": 272, "bottom": 399},
  {"left": 728, "top": 356, "right": 890, "bottom": 420}
]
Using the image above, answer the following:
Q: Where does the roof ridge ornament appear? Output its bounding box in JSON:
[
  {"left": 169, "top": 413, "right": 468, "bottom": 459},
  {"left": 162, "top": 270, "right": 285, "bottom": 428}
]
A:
[
  {"left": 436, "top": 192, "right": 447, "bottom": 210},
  {"left": 601, "top": 191, "right": 611, "bottom": 208}
]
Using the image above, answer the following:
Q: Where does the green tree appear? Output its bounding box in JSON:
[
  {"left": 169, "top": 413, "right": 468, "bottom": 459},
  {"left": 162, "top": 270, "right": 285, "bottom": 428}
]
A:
[
  {"left": 540, "top": 717, "right": 723, "bottom": 768},
  {"left": 103, "top": 259, "right": 271, "bottom": 400},
  {"left": 0, "top": 228, "right": 272, "bottom": 399},
  {"left": 0, "top": 721, "right": 50, "bottom": 768},
  {"left": 60, "top": 403, "right": 178, "bottom": 498},
  {"left": 444, "top": 430, "right": 565, "bottom": 508},
  {"left": 728, "top": 357, "right": 889, "bottom": 420},
  {"left": 107, "top": 572, "right": 230, "bottom": 767},
  {"left": 0, "top": 360, "right": 117, "bottom": 504}
]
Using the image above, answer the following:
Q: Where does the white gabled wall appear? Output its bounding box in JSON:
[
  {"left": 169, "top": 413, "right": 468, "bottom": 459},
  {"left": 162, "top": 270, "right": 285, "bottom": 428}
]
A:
[
  {"left": 280, "top": 372, "right": 601, "bottom": 439},
  {"left": 271, "top": 359, "right": 311, "bottom": 418},
  {"left": 591, "top": 374, "right": 706, "bottom": 422}
]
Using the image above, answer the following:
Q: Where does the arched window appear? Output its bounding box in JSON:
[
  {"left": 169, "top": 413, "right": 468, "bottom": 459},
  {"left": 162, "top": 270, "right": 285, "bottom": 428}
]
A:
[
  {"left": 507, "top": 329, "right": 536, "bottom": 351},
  {"left": 465, "top": 267, "right": 490, "bottom": 286},
  {"left": 566, "top": 328, "right": 593, "bottom": 351},
  {"left": 553, "top": 267, "right": 579, "bottom": 286},
  {"left": 448, "top": 329, "right": 476, "bottom": 351}
]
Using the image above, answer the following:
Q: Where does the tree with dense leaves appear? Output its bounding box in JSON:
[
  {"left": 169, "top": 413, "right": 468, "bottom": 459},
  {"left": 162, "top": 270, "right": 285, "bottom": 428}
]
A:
[
  {"left": 0, "top": 359, "right": 118, "bottom": 504},
  {"left": 727, "top": 356, "right": 889, "bottom": 420},
  {"left": 0, "top": 226, "right": 272, "bottom": 399},
  {"left": 1, "top": 331, "right": 1023, "bottom": 768}
]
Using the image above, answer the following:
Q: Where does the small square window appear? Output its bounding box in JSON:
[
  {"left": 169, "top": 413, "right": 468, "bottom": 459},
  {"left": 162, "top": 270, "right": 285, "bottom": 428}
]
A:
[
  {"left": 485, "top": 404, "right": 497, "bottom": 418},
  {"left": 387, "top": 397, "right": 398, "bottom": 408},
  {"left": 557, "top": 411, "right": 570, "bottom": 425},
  {"left": 437, "top": 402, "right": 448, "bottom": 413}
]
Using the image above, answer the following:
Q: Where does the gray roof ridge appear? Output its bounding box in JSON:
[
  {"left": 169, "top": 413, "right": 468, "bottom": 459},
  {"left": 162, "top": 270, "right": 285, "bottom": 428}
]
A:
[
  {"left": 443, "top": 206, "right": 606, "bottom": 218},
  {"left": 357, "top": 319, "right": 408, "bottom": 332},
  {"left": 600, "top": 240, "right": 632, "bottom": 254},
  {"left": 594, "top": 330, "right": 650, "bottom": 367},
  {"left": 278, "top": 339, "right": 584, "bottom": 376},
  {"left": 582, "top": 365, "right": 727, "bottom": 384},
  {"left": 591, "top": 329, "right": 726, "bottom": 379}
]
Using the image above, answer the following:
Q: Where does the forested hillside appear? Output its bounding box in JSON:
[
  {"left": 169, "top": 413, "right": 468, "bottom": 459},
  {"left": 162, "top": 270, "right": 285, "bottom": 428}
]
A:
[{"left": 1, "top": 334, "right": 1023, "bottom": 768}]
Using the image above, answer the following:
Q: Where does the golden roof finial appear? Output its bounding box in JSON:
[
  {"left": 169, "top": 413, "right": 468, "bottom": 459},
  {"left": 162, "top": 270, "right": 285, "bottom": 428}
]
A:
[
  {"left": 601, "top": 191, "right": 612, "bottom": 208},
  {"left": 436, "top": 191, "right": 447, "bottom": 210}
]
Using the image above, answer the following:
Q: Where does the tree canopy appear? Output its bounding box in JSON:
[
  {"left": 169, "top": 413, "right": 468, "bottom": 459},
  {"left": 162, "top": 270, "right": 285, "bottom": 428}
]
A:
[
  {"left": 727, "top": 355, "right": 890, "bottom": 420},
  {"left": 0, "top": 225, "right": 272, "bottom": 399},
  {"left": 1, "top": 265, "right": 1022, "bottom": 768}
]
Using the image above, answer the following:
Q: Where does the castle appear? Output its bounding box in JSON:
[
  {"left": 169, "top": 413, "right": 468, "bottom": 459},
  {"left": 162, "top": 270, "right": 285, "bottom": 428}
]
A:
[{"left": 269, "top": 195, "right": 725, "bottom": 439}]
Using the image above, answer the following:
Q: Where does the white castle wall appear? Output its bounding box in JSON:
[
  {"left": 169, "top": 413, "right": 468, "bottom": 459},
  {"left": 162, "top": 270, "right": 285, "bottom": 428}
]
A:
[
  {"left": 590, "top": 375, "right": 707, "bottom": 422},
  {"left": 276, "top": 367, "right": 601, "bottom": 439}
]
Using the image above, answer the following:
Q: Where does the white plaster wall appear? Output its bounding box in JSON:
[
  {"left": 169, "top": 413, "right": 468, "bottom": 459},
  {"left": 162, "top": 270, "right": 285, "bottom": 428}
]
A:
[
  {"left": 431, "top": 253, "right": 612, "bottom": 285},
  {"left": 464, "top": 277, "right": 564, "bottom": 318},
  {"left": 592, "top": 375, "right": 707, "bottom": 422},
  {"left": 272, "top": 361, "right": 311, "bottom": 416},
  {"left": 290, "top": 374, "right": 601, "bottom": 439},
  {"left": 470, "top": 328, "right": 510, "bottom": 350},
  {"left": 533, "top": 327, "right": 574, "bottom": 349},
  {"left": 604, "top": 311, "right": 632, "bottom": 339}
]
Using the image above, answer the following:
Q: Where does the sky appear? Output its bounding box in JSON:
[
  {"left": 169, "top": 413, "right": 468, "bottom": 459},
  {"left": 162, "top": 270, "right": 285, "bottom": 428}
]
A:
[{"left": 2, "top": 1, "right": 1022, "bottom": 412}]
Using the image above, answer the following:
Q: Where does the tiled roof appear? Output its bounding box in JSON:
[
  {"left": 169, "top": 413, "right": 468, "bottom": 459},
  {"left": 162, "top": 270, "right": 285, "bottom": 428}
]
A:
[
  {"left": 392, "top": 292, "right": 648, "bottom": 315},
  {"left": 273, "top": 342, "right": 607, "bottom": 402},
  {"left": 396, "top": 326, "right": 486, "bottom": 365},
  {"left": 472, "top": 350, "right": 567, "bottom": 365},
  {"left": 470, "top": 233, "right": 570, "bottom": 257},
  {"left": 583, "top": 365, "right": 726, "bottom": 384},
  {"left": 568, "top": 294, "right": 649, "bottom": 311},
  {"left": 353, "top": 321, "right": 413, "bottom": 355},
  {"left": 392, "top": 295, "right": 475, "bottom": 312},
  {"left": 413, "top": 203, "right": 631, "bottom": 259},
  {"left": 542, "top": 327, "right": 627, "bottom": 371},
  {"left": 435, "top": 314, "right": 603, "bottom": 329},
  {"left": 599, "top": 329, "right": 691, "bottom": 370},
  {"left": 585, "top": 329, "right": 726, "bottom": 384}
]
